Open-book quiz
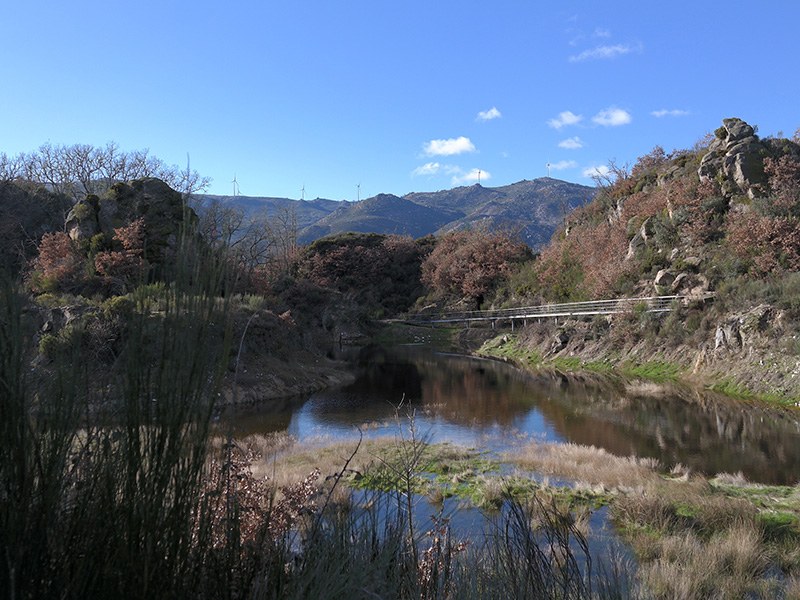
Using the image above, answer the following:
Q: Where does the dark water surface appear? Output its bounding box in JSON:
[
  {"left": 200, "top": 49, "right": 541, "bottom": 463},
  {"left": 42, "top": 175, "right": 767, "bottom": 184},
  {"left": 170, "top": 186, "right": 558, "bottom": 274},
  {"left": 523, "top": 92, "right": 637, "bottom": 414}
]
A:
[{"left": 231, "top": 344, "right": 800, "bottom": 486}]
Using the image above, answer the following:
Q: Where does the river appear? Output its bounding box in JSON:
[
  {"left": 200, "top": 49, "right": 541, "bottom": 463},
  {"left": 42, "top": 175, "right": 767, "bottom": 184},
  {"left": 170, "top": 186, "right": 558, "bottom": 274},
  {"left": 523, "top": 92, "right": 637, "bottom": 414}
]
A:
[{"left": 231, "top": 344, "right": 800, "bottom": 486}]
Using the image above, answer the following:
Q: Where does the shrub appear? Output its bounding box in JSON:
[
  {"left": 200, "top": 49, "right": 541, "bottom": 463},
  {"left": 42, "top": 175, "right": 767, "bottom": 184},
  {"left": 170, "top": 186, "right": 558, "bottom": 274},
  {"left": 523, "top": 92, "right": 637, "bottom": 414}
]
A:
[
  {"left": 94, "top": 217, "right": 148, "bottom": 287},
  {"left": 296, "top": 232, "right": 431, "bottom": 315},
  {"left": 29, "top": 231, "right": 87, "bottom": 293},
  {"left": 102, "top": 294, "right": 136, "bottom": 320}
]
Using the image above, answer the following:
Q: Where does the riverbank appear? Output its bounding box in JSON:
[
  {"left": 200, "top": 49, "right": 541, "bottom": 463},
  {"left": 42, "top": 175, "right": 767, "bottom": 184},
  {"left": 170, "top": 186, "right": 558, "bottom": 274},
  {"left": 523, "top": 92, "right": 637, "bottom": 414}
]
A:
[
  {"left": 474, "top": 318, "right": 800, "bottom": 409},
  {"left": 220, "top": 350, "right": 355, "bottom": 406}
]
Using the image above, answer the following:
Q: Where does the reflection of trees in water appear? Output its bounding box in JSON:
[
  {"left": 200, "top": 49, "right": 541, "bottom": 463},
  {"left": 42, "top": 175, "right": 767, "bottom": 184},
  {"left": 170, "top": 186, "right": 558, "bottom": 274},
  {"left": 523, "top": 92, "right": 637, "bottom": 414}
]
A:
[
  {"left": 407, "top": 350, "right": 800, "bottom": 485},
  {"left": 416, "top": 359, "right": 540, "bottom": 427},
  {"left": 534, "top": 380, "right": 800, "bottom": 485}
]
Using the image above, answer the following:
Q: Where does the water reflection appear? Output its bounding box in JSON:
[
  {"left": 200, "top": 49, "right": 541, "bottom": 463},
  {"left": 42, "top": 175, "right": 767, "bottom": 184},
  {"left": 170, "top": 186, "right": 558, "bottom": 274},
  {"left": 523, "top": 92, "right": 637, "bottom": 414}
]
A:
[{"left": 231, "top": 345, "right": 800, "bottom": 485}]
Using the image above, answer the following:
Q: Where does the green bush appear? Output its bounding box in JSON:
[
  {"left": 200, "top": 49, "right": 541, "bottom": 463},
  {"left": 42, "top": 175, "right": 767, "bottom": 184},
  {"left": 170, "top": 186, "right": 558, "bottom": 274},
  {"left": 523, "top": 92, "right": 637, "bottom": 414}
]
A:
[
  {"left": 38, "top": 326, "right": 80, "bottom": 359},
  {"left": 72, "top": 202, "right": 93, "bottom": 221},
  {"left": 102, "top": 294, "right": 136, "bottom": 320},
  {"left": 89, "top": 232, "right": 111, "bottom": 255},
  {"left": 38, "top": 332, "right": 59, "bottom": 358}
]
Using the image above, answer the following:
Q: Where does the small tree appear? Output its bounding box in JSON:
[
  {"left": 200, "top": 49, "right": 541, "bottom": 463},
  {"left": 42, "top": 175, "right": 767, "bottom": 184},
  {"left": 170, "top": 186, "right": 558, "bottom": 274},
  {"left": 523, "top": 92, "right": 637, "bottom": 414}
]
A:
[{"left": 29, "top": 232, "right": 86, "bottom": 293}]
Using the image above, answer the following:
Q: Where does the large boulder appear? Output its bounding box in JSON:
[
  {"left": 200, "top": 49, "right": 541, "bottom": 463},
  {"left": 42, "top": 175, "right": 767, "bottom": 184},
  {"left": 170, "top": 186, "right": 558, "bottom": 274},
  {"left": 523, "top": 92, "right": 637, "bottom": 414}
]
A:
[
  {"left": 698, "top": 118, "right": 769, "bottom": 199},
  {"left": 67, "top": 178, "right": 197, "bottom": 264},
  {"left": 713, "top": 305, "right": 773, "bottom": 354},
  {"left": 66, "top": 196, "right": 101, "bottom": 242},
  {"left": 654, "top": 269, "right": 676, "bottom": 293}
]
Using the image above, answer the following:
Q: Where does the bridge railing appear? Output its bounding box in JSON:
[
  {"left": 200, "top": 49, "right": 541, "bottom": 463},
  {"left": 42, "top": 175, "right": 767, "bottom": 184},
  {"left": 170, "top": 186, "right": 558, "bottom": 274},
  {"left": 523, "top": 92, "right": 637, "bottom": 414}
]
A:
[{"left": 401, "top": 294, "right": 714, "bottom": 325}]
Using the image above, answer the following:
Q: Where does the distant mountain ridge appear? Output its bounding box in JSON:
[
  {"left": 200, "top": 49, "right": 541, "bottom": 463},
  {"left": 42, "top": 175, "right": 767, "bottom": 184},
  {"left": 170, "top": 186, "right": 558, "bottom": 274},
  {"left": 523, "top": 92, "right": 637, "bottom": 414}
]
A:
[{"left": 198, "top": 178, "right": 597, "bottom": 248}]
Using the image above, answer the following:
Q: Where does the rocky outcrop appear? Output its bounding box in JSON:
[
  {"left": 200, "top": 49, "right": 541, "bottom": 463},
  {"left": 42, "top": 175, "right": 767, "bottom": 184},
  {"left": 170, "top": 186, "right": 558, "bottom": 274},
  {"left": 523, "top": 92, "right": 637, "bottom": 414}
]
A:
[
  {"left": 654, "top": 269, "right": 676, "bottom": 293},
  {"left": 66, "top": 178, "right": 196, "bottom": 264},
  {"left": 698, "top": 118, "right": 769, "bottom": 199},
  {"left": 712, "top": 304, "right": 773, "bottom": 354},
  {"left": 625, "top": 217, "right": 653, "bottom": 260}
]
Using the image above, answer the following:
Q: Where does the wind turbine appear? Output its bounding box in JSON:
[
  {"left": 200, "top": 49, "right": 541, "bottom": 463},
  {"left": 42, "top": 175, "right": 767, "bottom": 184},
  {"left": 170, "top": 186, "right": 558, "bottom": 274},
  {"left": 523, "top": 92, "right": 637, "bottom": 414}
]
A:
[
  {"left": 357, "top": 182, "right": 361, "bottom": 202},
  {"left": 546, "top": 161, "right": 551, "bottom": 178},
  {"left": 301, "top": 184, "right": 305, "bottom": 201},
  {"left": 232, "top": 174, "right": 240, "bottom": 197}
]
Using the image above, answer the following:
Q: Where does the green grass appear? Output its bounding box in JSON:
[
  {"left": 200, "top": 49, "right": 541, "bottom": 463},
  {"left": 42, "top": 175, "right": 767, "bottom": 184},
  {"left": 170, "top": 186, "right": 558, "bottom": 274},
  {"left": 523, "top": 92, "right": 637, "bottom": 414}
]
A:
[
  {"left": 478, "top": 333, "right": 545, "bottom": 367},
  {"left": 708, "top": 377, "right": 800, "bottom": 407},
  {"left": 619, "top": 359, "right": 685, "bottom": 381}
]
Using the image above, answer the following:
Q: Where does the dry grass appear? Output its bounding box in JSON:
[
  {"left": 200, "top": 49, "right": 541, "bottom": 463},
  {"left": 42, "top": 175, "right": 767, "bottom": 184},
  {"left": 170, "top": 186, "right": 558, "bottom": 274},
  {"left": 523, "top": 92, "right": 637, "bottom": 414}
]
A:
[
  {"left": 639, "top": 521, "right": 773, "bottom": 599},
  {"left": 500, "top": 438, "right": 800, "bottom": 598},
  {"left": 506, "top": 440, "right": 663, "bottom": 491},
  {"left": 210, "top": 433, "right": 406, "bottom": 506}
]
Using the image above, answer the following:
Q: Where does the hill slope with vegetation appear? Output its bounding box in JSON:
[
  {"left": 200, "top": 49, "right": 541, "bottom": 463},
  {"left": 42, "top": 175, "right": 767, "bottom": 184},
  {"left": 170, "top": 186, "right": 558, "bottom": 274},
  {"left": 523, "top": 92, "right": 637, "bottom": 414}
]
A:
[{"left": 476, "top": 118, "right": 800, "bottom": 403}]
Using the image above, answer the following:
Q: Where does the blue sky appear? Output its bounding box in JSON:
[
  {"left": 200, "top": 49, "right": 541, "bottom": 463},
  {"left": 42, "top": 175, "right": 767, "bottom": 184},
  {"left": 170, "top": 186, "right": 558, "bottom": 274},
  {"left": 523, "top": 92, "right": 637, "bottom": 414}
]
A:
[{"left": 1, "top": 1, "right": 798, "bottom": 201}]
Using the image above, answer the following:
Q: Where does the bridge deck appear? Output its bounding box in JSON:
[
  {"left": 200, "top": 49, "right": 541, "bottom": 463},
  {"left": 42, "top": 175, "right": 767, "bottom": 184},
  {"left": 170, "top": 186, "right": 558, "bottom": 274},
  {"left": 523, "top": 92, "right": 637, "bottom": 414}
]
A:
[{"left": 397, "top": 294, "right": 713, "bottom": 326}]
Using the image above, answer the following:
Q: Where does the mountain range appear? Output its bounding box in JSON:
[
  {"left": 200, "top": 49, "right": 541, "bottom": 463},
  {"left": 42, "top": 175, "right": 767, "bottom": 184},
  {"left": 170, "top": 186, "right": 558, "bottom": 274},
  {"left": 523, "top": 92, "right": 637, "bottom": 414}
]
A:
[{"left": 199, "top": 177, "right": 597, "bottom": 248}]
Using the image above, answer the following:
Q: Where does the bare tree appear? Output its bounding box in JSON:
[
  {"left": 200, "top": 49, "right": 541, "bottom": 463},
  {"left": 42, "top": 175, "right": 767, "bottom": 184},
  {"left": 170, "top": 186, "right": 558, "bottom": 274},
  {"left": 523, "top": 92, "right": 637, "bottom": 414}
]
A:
[
  {"left": 7, "top": 142, "right": 211, "bottom": 200},
  {"left": 194, "top": 199, "right": 298, "bottom": 286},
  {"left": 0, "top": 152, "right": 24, "bottom": 183}
]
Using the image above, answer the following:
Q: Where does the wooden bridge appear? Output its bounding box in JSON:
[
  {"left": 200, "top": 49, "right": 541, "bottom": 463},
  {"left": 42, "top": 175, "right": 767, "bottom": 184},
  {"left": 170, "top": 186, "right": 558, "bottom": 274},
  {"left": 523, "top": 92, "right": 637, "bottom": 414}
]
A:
[{"left": 399, "top": 294, "right": 714, "bottom": 330}]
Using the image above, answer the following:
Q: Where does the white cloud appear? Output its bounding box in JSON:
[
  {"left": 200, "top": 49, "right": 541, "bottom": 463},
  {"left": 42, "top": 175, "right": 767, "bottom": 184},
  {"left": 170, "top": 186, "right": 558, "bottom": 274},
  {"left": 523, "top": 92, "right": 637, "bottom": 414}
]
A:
[
  {"left": 592, "top": 107, "right": 632, "bottom": 127},
  {"left": 651, "top": 109, "right": 691, "bottom": 118},
  {"left": 477, "top": 107, "right": 502, "bottom": 121},
  {"left": 547, "top": 111, "right": 583, "bottom": 129},
  {"left": 569, "top": 42, "right": 642, "bottom": 62},
  {"left": 549, "top": 160, "right": 577, "bottom": 171},
  {"left": 423, "top": 136, "right": 476, "bottom": 156},
  {"left": 583, "top": 165, "right": 610, "bottom": 179},
  {"left": 411, "top": 162, "right": 440, "bottom": 177},
  {"left": 558, "top": 136, "right": 584, "bottom": 149},
  {"left": 451, "top": 168, "right": 491, "bottom": 186},
  {"left": 594, "top": 27, "right": 611, "bottom": 38}
]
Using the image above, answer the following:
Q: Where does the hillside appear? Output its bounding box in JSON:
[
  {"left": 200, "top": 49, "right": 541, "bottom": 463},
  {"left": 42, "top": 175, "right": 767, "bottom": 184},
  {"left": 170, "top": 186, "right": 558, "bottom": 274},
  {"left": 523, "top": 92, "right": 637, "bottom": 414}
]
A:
[
  {"left": 493, "top": 118, "right": 800, "bottom": 403},
  {"left": 200, "top": 178, "right": 597, "bottom": 247}
]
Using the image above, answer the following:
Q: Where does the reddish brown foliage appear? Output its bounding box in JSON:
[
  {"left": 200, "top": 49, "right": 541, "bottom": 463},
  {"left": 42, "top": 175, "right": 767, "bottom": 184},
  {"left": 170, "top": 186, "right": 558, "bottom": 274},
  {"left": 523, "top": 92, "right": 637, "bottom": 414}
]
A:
[
  {"left": 631, "top": 145, "right": 668, "bottom": 179},
  {"left": 580, "top": 221, "right": 633, "bottom": 297},
  {"left": 421, "top": 229, "right": 530, "bottom": 303},
  {"left": 620, "top": 190, "right": 668, "bottom": 224},
  {"left": 295, "top": 233, "right": 428, "bottom": 314},
  {"left": 30, "top": 231, "right": 86, "bottom": 292},
  {"left": 94, "top": 218, "right": 147, "bottom": 282},
  {"left": 727, "top": 212, "right": 800, "bottom": 276},
  {"left": 201, "top": 448, "right": 320, "bottom": 546},
  {"left": 764, "top": 155, "right": 800, "bottom": 209}
]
